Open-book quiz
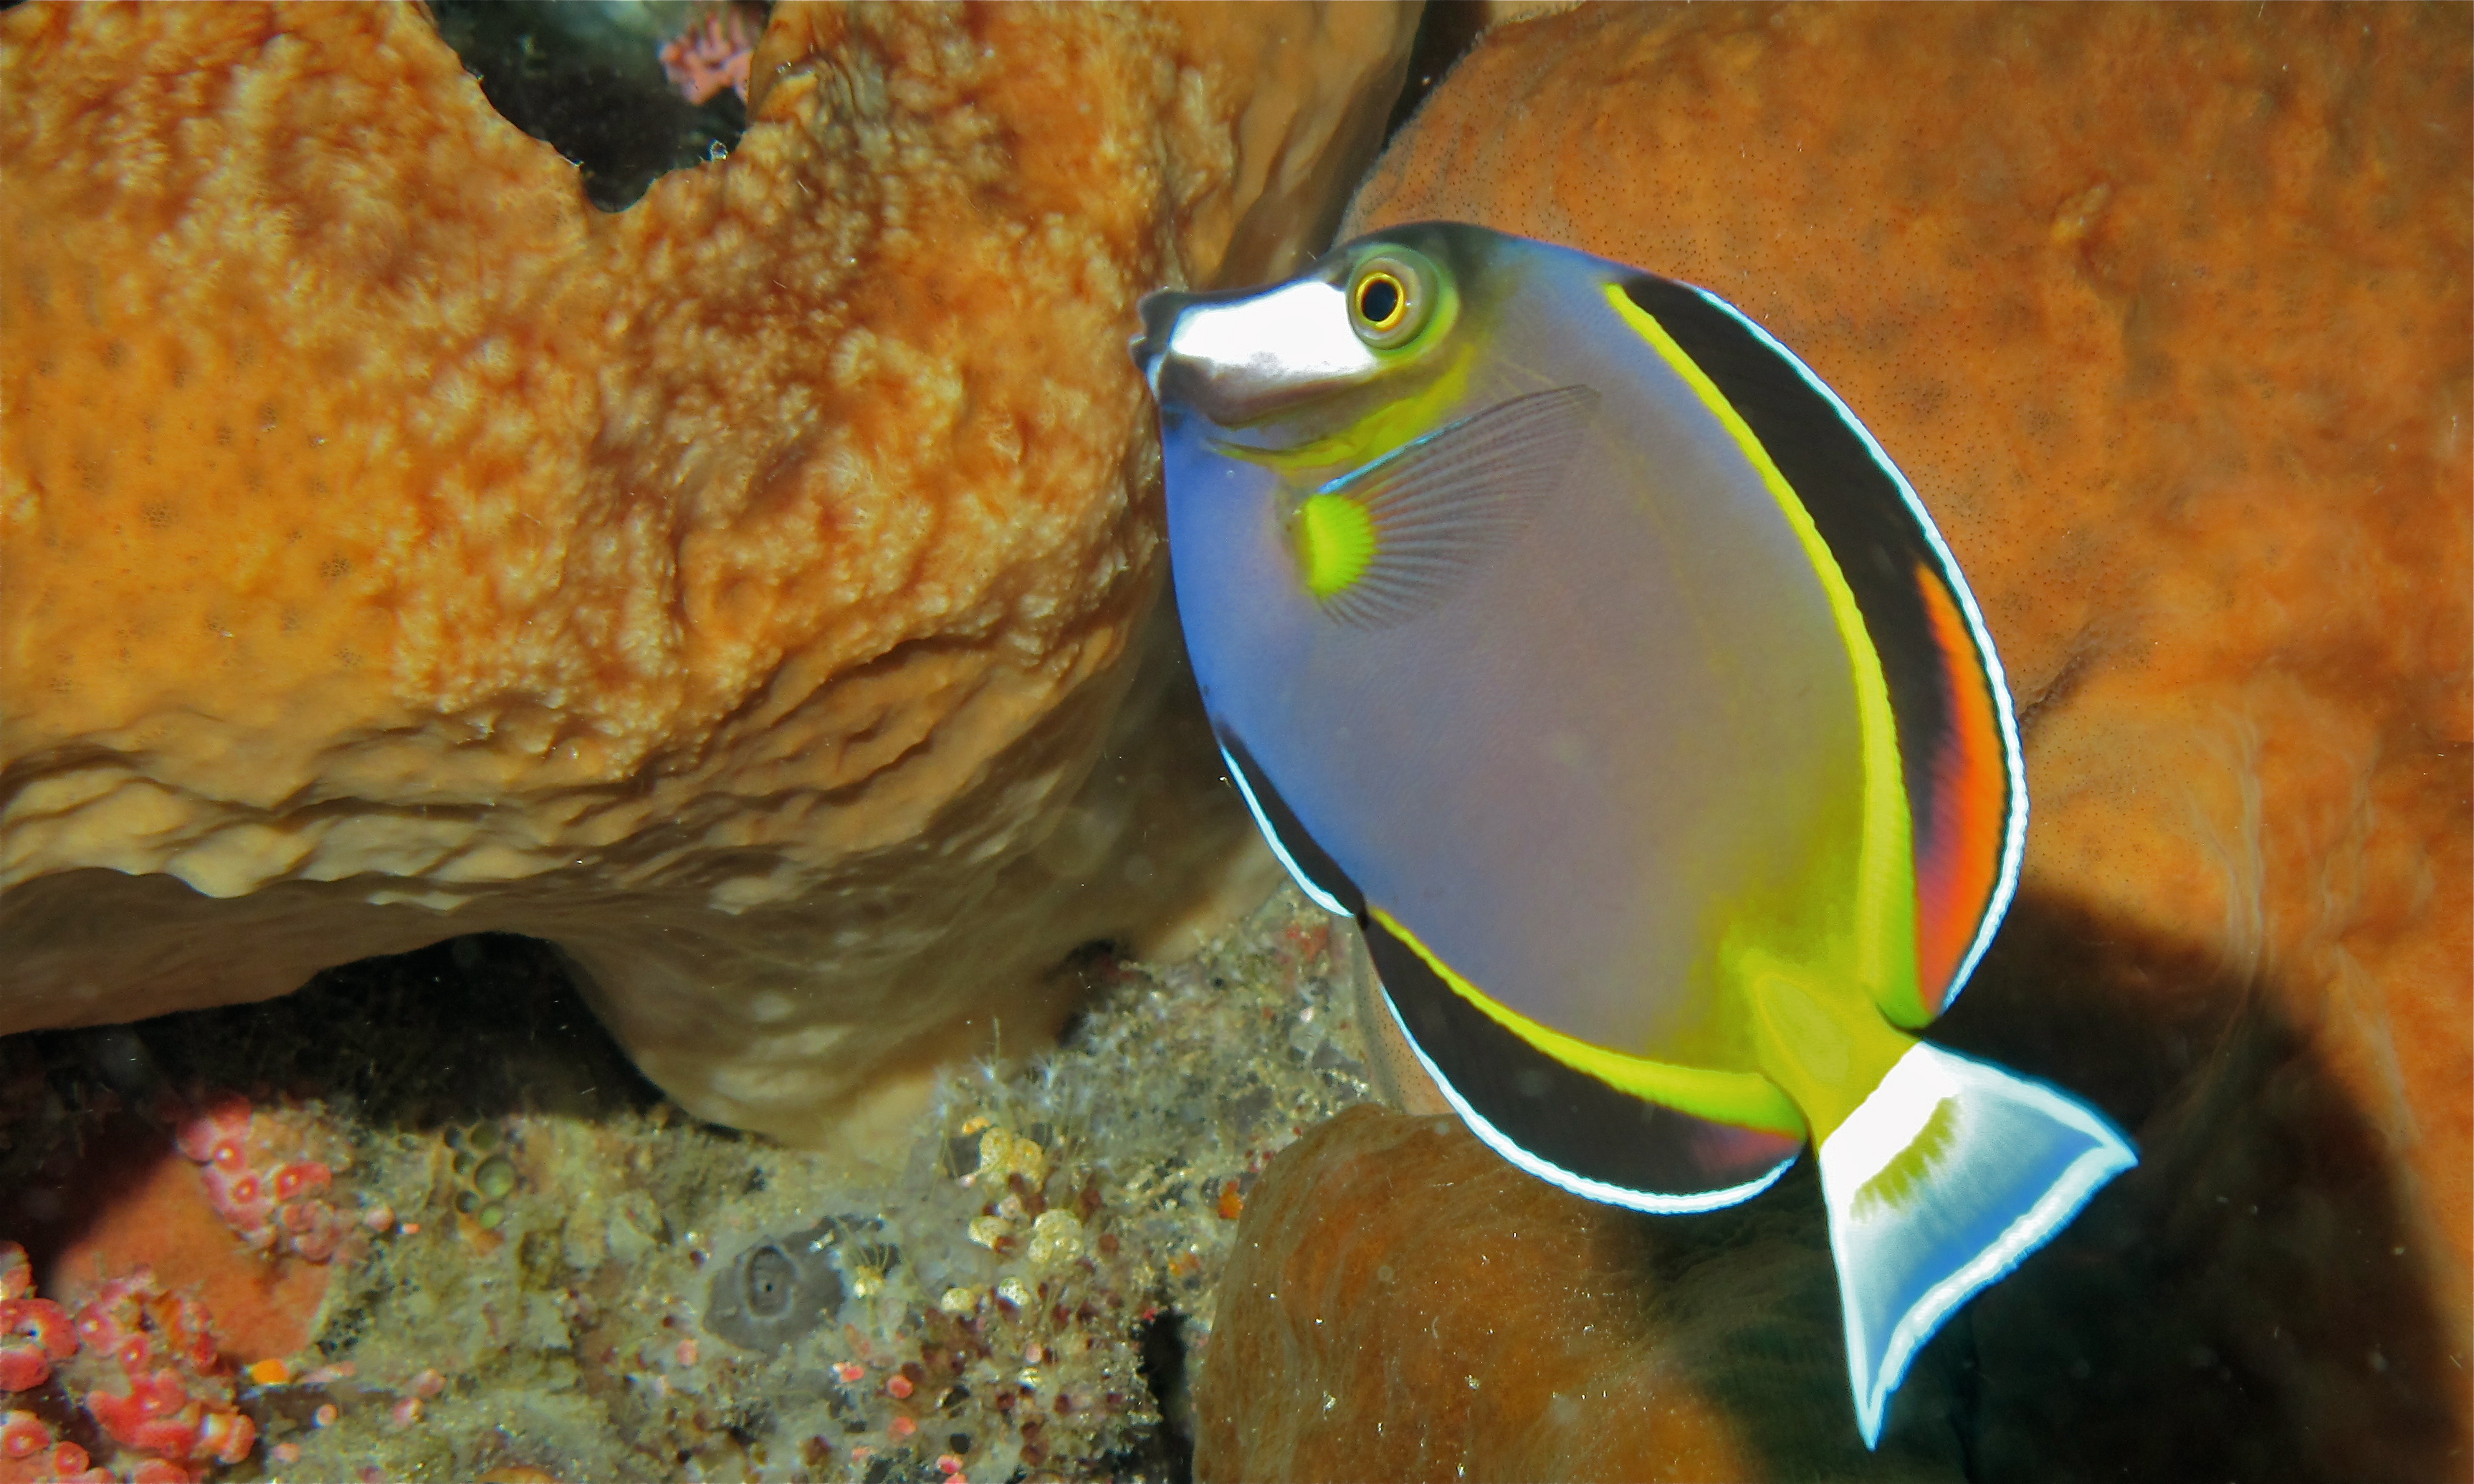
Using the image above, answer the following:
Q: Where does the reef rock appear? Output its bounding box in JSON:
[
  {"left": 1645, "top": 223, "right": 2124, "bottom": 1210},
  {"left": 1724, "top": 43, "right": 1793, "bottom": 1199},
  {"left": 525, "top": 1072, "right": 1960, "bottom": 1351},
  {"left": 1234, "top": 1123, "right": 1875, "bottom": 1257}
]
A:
[
  {"left": 1199, "top": 4, "right": 2470, "bottom": 1479},
  {"left": 0, "top": 1, "right": 1416, "bottom": 1144},
  {"left": 1196, "top": 1105, "right": 1966, "bottom": 1482}
]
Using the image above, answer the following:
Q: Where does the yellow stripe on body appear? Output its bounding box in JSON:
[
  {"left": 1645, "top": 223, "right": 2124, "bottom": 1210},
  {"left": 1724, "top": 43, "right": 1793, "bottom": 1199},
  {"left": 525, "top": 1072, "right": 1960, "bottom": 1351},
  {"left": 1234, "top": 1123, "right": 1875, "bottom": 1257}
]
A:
[
  {"left": 1372, "top": 906, "right": 1806, "bottom": 1137},
  {"left": 1602, "top": 284, "right": 1918, "bottom": 1138}
]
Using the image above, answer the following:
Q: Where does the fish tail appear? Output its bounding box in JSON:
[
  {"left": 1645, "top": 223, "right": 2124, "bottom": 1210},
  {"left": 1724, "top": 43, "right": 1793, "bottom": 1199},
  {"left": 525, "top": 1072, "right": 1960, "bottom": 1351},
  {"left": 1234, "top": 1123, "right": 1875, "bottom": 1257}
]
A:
[{"left": 1818, "top": 1040, "right": 2136, "bottom": 1448}]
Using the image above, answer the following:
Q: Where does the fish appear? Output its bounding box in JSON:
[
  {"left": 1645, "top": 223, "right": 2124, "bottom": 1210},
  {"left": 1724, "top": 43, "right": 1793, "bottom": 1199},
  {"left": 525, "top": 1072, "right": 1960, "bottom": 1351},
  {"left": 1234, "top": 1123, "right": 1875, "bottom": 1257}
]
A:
[{"left": 1130, "top": 222, "right": 2136, "bottom": 1447}]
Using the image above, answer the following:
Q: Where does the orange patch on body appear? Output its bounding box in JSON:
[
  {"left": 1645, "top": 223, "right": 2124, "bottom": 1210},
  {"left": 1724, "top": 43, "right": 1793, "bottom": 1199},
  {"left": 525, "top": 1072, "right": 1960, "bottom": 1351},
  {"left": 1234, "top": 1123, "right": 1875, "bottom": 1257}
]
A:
[{"left": 1910, "top": 565, "right": 2010, "bottom": 1014}]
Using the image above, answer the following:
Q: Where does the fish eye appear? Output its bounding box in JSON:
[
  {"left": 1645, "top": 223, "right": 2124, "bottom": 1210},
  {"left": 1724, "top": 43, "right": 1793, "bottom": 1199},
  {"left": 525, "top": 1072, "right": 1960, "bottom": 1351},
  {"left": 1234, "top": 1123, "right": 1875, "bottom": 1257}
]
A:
[{"left": 1348, "top": 252, "right": 1435, "bottom": 350}]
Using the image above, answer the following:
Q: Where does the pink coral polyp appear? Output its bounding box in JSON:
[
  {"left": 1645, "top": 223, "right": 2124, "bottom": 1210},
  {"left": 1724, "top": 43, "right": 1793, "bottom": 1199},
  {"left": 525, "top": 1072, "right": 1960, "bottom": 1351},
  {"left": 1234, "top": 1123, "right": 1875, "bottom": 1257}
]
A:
[
  {"left": 171, "top": 1095, "right": 251, "bottom": 1165},
  {"left": 0, "top": 1296, "right": 76, "bottom": 1393},
  {"left": 85, "top": 1379, "right": 201, "bottom": 1461},
  {"left": 0, "top": 1409, "right": 47, "bottom": 1458},
  {"left": 196, "top": 1407, "right": 256, "bottom": 1465},
  {"left": 0, "top": 1245, "right": 71, "bottom": 1395},
  {"left": 658, "top": 7, "right": 758, "bottom": 105},
  {"left": 270, "top": 1162, "right": 329, "bottom": 1202}
]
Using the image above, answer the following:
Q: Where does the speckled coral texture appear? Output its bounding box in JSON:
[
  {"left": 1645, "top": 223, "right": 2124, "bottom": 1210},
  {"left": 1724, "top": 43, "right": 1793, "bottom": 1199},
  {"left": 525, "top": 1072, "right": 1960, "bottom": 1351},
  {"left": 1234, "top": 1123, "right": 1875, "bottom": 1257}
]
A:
[
  {"left": 1200, "top": 4, "right": 2470, "bottom": 1480},
  {"left": 0, "top": 1, "right": 1415, "bottom": 1143}
]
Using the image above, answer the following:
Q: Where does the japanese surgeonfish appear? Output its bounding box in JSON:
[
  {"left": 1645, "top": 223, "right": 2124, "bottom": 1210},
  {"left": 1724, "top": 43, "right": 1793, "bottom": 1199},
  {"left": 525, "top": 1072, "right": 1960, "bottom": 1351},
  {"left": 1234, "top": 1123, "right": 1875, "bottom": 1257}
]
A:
[{"left": 1131, "top": 223, "right": 2137, "bottom": 1447}]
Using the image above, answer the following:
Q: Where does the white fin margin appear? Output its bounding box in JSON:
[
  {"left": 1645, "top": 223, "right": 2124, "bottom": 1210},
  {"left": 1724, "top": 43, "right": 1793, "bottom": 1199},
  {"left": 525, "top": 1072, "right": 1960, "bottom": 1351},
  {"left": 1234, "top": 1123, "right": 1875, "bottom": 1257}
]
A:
[
  {"left": 1221, "top": 745, "right": 1352, "bottom": 919},
  {"left": 1380, "top": 987, "right": 1796, "bottom": 1215}
]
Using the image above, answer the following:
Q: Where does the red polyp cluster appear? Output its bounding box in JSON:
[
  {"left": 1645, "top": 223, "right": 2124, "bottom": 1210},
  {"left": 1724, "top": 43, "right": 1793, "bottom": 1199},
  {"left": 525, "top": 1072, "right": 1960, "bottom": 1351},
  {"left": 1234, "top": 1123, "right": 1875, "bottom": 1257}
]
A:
[
  {"left": 1, "top": 1243, "right": 100, "bottom": 1482},
  {"left": 0, "top": 1245, "right": 75, "bottom": 1394},
  {"left": 0, "top": 1412, "right": 113, "bottom": 1484},
  {"left": 67, "top": 1270, "right": 257, "bottom": 1478},
  {"left": 168, "top": 1090, "right": 353, "bottom": 1264}
]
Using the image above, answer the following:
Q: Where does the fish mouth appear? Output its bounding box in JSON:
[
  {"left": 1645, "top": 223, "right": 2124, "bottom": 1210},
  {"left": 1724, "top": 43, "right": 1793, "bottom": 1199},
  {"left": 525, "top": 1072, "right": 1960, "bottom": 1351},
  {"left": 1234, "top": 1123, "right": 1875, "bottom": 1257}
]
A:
[
  {"left": 1128, "top": 284, "right": 1324, "bottom": 425},
  {"left": 1130, "top": 275, "right": 1380, "bottom": 427},
  {"left": 1129, "top": 289, "right": 1195, "bottom": 393}
]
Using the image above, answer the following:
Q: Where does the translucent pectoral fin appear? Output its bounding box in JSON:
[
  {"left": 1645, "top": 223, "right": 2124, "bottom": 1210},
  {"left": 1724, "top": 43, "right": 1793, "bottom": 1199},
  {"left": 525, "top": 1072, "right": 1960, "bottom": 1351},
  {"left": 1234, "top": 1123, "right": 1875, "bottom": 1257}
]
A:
[
  {"left": 1818, "top": 1040, "right": 2136, "bottom": 1448},
  {"left": 1305, "top": 384, "right": 1599, "bottom": 628}
]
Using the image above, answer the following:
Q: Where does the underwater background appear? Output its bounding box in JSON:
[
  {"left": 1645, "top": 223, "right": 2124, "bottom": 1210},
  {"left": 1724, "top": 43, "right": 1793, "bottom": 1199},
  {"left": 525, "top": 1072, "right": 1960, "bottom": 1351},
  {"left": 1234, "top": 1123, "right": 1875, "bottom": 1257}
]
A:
[{"left": 0, "top": 3, "right": 2465, "bottom": 1481}]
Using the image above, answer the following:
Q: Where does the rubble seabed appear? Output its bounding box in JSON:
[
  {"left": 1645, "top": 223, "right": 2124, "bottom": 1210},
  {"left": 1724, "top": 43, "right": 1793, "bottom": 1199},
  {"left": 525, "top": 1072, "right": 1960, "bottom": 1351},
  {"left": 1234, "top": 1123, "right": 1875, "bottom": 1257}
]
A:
[{"left": 221, "top": 886, "right": 1370, "bottom": 1483}]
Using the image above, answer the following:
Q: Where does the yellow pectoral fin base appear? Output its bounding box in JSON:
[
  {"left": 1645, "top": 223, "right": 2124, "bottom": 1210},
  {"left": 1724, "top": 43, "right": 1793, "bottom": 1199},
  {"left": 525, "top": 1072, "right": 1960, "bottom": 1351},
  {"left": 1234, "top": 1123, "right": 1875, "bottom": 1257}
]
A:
[
  {"left": 1370, "top": 908, "right": 1804, "bottom": 1138},
  {"left": 1284, "top": 385, "right": 1600, "bottom": 627},
  {"left": 1294, "top": 492, "right": 1376, "bottom": 600}
]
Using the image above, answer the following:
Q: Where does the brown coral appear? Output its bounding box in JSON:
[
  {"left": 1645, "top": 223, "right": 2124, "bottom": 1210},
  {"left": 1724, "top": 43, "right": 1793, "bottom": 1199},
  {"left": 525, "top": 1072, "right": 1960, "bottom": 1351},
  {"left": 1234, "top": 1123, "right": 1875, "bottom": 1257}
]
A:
[
  {"left": 1201, "top": 3, "right": 2470, "bottom": 1478},
  {"left": 0, "top": 2, "right": 1415, "bottom": 1142},
  {"left": 1196, "top": 1106, "right": 1934, "bottom": 1481}
]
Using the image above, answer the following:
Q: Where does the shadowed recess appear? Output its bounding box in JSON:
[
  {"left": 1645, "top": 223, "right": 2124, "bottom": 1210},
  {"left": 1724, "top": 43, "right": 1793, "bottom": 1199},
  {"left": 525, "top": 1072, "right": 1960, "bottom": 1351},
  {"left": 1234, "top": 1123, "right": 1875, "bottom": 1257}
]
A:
[
  {"left": 432, "top": 0, "right": 769, "bottom": 211},
  {"left": 0, "top": 933, "right": 667, "bottom": 1294},
  {"left": 1121, "top": 1308, "right": 1198, "bottom": 1484},
  {"left": 1377, "top": 0, "right": 1494, "bottom": 146}
]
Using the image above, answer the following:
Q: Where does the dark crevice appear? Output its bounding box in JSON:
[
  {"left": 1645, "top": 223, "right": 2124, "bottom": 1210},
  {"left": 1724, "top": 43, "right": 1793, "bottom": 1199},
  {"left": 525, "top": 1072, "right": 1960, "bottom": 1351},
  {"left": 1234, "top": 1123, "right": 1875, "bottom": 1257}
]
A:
[
  {"left": 4, "top": 932, "right": 662, "bottom": 1150},
  {"left": 1123, "top": 1307, "right": 1195, "bottom": 1484},
  {"left": 431, "top": 1, "right": 769, "bottom": 212},
  {"left": 1050, "top": 940, "right": 1128, "bottom": 1052},
  {"left": 1379, "top": 0, "right": 1499, "bottom": 148}
]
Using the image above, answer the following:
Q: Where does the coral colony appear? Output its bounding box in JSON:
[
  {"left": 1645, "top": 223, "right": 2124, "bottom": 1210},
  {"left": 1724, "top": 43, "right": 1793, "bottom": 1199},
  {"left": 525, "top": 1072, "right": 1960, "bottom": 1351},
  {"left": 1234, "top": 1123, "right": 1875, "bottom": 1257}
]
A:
[
  {"left": 0, "top": 893, "right": 1370, "bottom": 1478},
  {"left": 2, "top": 1243, "right": 256, "bottom": 1484},
  {"left": 168, "top": 1093, "right": 358, "bottom": 1266},
  {"left": 0, "top": 1087, "right": 383, "bottom": 1481}
]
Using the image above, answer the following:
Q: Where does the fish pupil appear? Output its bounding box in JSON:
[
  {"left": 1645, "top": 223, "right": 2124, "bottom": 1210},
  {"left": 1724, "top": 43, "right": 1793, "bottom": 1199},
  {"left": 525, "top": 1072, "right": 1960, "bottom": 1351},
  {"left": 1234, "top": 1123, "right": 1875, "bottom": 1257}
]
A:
[{"left": 1357, "top": 274, "right": 1403, "bottom": 328}]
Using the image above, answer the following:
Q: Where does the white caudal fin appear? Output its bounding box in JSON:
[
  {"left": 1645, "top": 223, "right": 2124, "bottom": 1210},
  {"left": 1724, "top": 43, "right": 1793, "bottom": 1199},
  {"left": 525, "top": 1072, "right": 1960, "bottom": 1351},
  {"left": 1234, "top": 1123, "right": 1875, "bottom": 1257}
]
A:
[{"left": 1818, "top": 1040, "right": 2136, "bottom": 1448}]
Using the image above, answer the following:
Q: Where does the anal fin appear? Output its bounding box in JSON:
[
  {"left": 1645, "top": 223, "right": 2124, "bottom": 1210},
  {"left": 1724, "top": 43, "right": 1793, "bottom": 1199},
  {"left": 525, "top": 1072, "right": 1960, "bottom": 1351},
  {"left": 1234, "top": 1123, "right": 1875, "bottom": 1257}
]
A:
[{"left": 1818, "top": 1040, "right": 2136, "bottom": 1447}]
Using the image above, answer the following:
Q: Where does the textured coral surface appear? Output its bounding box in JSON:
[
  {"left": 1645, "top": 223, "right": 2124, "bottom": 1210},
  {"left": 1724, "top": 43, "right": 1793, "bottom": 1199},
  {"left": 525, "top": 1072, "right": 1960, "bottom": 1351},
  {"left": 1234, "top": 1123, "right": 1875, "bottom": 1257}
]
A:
[
  {"left": 0, "top": 1, "right": 1413, "bottom": 1143},
  {"left": 1, "top": 889, "right": 1380, "bottom": 1480},
  {"left": 1200, "top": 4, "right": 2472, "bottom": 1479}
]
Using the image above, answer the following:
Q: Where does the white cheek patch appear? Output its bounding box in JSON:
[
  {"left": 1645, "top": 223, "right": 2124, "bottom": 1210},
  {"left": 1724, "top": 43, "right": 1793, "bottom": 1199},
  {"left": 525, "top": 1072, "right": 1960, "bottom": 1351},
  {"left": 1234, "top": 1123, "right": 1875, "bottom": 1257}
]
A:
[{"left": 1162, "top": 279, "right": 1376, "bottom": 393}]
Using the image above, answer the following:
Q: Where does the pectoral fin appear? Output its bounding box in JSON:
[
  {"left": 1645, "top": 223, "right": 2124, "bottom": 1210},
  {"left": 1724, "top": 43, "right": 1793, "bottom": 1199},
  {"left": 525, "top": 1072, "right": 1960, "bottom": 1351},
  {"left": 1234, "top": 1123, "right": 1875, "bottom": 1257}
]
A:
[{"left": 1299, "top": 384, "right": 1599, "bottom": 628}]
